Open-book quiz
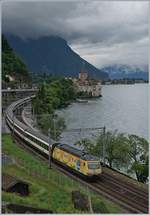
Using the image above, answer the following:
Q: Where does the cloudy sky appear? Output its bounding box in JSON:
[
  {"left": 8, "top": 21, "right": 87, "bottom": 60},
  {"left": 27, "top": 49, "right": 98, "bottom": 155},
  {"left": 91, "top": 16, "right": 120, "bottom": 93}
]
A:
[{"left": 2, "top": 0, "right": 149, "bottom": 68}]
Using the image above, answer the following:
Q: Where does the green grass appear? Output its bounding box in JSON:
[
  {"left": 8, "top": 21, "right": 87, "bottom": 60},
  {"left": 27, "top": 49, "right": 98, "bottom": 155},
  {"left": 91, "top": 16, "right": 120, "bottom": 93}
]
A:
[{"left": 2, "top": 134, "right": 124, "bottom": 213}]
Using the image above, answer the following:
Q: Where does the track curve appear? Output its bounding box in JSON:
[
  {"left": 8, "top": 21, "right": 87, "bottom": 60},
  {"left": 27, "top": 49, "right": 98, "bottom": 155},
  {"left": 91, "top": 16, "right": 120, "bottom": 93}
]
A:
[{"left": 5, "top": 96, "right": 149, "bottom": 214}]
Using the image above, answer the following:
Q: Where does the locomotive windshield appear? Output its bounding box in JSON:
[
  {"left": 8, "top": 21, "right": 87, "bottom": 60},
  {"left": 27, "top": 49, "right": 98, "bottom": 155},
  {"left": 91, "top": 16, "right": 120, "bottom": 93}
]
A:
[{"left": 88, "top": 162, "right": 100, "bottom": 169}]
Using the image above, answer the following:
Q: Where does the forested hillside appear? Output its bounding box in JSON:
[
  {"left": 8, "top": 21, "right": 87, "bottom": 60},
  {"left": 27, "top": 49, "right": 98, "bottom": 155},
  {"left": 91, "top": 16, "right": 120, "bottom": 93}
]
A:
[
  {"left": 32, "top": 78, "right": 76, "bottom": 138},
  {"left": 2, "top": 35, "right": 31, "bottom": 87}
]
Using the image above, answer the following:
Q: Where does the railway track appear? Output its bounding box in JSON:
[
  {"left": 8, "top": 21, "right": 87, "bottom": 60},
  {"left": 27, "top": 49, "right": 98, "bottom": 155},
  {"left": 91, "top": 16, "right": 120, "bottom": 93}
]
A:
[
  {"left": 100, "top": 172, "right": 148, "bottom": 199},
  {"left": 94, "top": 179, "right": 148, "bottom": 213},
  {"left": 5, "top": 97, "right": 149, "bottom": 214},
  {"left": 13, "top": 132, "right": 148, "bottom": 214}
]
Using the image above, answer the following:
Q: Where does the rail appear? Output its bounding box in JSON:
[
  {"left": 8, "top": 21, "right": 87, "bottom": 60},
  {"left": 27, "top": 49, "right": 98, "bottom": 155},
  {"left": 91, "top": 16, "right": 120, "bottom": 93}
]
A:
[{"left": 5, "top": 97, "right": 149, "bottom": 214}]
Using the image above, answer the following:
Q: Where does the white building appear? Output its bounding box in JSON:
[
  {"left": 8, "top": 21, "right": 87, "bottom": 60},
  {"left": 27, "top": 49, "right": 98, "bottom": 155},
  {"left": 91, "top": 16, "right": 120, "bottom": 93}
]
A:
[{"left": 73, "top": 69, "right": 102, "bottom": 97}]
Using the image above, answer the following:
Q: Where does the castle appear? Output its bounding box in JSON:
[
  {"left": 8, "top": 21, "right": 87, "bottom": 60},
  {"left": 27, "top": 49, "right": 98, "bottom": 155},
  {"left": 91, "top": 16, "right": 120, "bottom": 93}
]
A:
[{"left": 73, "top": 67, "right": 102, "bottom": 97}]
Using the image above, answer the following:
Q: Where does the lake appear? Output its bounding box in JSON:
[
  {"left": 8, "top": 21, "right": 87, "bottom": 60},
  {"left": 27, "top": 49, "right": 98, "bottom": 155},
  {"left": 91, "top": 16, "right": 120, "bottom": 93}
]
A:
[{"left": 57, "top": 83, "right": 149, "bottom": 145}]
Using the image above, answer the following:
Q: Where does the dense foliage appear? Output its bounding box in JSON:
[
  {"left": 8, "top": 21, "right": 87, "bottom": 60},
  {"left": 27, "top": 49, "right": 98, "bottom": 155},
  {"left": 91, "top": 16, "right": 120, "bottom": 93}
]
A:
[
  {"left": 32, "top": 78, "right": 76, "bottom": 138},
  {"left": 31, "top": 73, "right": 64, "bottom": 85},
  {"left": 76, "top": 131, "right": 149, "bottom": 183},
  {"left": 127, "top": 135, "right": 149, "bottom": 182},
  {"left": 2, "top": 35, "right": 31, "bottom": 86}
]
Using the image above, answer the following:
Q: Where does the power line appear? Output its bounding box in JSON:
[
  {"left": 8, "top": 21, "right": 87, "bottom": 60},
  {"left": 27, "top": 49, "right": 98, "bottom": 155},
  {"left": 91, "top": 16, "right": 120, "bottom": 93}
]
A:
[{"left": 64, "top": 127, "right": 105, "bottom": 132}]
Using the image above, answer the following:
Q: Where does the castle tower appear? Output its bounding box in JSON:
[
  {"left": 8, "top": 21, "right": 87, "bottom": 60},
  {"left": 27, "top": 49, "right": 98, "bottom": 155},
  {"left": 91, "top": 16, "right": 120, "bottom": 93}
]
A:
[{"left": 79, "top": 61, "right": 88, "bottom": 81}]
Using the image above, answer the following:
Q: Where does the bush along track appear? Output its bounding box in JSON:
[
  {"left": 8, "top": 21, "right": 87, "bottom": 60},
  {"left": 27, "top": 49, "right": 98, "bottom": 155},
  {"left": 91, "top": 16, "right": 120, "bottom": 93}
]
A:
[{"left": 76, "top": 130, "right": 149, "bottom": 183}]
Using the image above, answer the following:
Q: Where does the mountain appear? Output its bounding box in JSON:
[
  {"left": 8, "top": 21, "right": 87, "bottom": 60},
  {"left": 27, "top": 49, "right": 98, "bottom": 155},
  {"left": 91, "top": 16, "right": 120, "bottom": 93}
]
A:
[
  {"left": 2, "top": 35, "right": 30, "bottom": 83},
  {"left": 5, "top": 35, "right": 108, "bottom": 80},
  {"left": 100, "top": 64, "right": 148, "bottom": 81}
]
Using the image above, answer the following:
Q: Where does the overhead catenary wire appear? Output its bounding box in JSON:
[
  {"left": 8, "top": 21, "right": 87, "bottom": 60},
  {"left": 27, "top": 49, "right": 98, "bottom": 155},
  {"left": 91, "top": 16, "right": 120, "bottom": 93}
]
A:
[{"left": 17, "top": 108, "right": 106, "bottom": 165}]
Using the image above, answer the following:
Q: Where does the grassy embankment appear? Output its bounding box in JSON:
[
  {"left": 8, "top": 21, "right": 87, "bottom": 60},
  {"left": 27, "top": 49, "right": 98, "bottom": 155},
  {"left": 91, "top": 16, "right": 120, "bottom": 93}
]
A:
[{"left": 2, "top": 134, "right": 124, "bottom": 213}]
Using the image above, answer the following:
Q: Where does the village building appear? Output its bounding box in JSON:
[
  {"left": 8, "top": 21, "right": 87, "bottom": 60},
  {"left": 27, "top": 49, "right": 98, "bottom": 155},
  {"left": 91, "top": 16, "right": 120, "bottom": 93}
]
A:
[{"left": 73, "top": 67, "right": 102, "bottom": 97}]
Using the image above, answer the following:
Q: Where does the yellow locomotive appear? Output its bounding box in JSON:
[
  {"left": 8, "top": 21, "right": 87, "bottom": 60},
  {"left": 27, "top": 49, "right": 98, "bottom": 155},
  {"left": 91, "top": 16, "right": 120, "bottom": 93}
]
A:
[{"left": 51, "top": 143, "right": 102, "bottom": 180}]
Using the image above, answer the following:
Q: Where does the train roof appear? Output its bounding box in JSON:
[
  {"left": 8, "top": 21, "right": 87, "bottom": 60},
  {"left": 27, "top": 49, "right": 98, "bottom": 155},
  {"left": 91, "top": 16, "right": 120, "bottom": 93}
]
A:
[
  {"left": 26, "top": 126, "right": 49, "bottom": 143},
  {"left": 8, "top": 110, "right": 49, "bottom": 144},
  {"left": 56, "top": 143, "right": 99, "bottom": 161}
]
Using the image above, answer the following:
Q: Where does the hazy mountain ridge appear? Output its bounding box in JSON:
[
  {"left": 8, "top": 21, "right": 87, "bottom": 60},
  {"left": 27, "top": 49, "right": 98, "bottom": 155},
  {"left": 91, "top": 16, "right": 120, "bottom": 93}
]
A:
[
  {"left": 100, "top": 64, "right": 148, "bottom": 81},
  {"left": 5, "top": 35, "right": 108, "bottom": 80}
]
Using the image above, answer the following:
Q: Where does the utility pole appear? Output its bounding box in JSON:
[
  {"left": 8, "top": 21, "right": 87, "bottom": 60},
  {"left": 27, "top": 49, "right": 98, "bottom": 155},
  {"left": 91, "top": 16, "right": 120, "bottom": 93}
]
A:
[
  {"left": 32, "top": 106, "right": 34, "bottom": 119},
  {"left": 53, "top": 118, "right": 56, "bottom": 141},
  {"left": 48, "top": 113, "right": 59, "bottom": 169},
  {"left": 48, "top": 114, "right": 57, "bottom": 169},
  {"left": 12, "top": 113, "right": 15, "bottom": 136},
  {"left": 53, "top": 114, "right": 57, "bottom": 141},
  {"left": 48, "top": 128, "right": 52, "bottom": 169},
  {"left": 103, "top": 126, "right": 106, "bottom": 166}
]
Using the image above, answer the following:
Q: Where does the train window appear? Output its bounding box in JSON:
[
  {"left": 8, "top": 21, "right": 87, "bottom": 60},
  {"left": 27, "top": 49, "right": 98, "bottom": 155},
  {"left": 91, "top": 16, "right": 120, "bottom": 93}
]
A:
[
  {"left": 43, "top": 143, "right": 48, "bottom": 150},
  {"left": 26, "top": 133, "right": 30, "bottom": 139},
  {"left": 40, "top": 141, "right": 48, "bottom": 150},
  {"left": 32, "top": 136, "right": 35, "bottom": 142},
  {"left": 37, "top": 140, "right": 41, "bottom": 146},
  {"left": 83, "top": 162, "right": 85, "bottom": 166},
  {"left": 88, "top": 162, "right": 100, "bottom": 169}
]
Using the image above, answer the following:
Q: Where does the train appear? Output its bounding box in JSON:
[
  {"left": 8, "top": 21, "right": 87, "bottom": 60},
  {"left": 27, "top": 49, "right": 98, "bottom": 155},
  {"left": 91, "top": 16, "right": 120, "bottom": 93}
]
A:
[{"left": 5, "top": 96, "right": 102, "bottom": 180}]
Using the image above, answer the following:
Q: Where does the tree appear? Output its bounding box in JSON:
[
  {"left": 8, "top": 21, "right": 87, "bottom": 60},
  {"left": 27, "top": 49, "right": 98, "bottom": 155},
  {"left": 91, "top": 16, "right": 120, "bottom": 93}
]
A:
[
  {"left": 2, "top": 35, "right": 30, "bottom": 84},
  {"left": 38, "top": 83, "right": 47, "bottom": 99},
  {"left": 49, "top": 116, "right": 66, "bottom": 141},
  {"left": 75, "top": 131, "right": 149, "bottom": 183},
  {"left": 76, "top": 130, "right": 130, "bottom": 169},
  {"left": 36, "top": 114, "right": 66, "bottom": 141},
  {"left": 37, "top": 114, "right": 51, "bottom": 133},
  {"left": 75, "top": 138, "right": 95, "bottom": 153},
  {"left": 32, "top": 78, "right": 76, "bottom": 139},
  {"left": 96, "top": 130, "right": 130, "bottom": 168},
  {"left": 127, "top": 135, "right": 148, "bottom": 182}
]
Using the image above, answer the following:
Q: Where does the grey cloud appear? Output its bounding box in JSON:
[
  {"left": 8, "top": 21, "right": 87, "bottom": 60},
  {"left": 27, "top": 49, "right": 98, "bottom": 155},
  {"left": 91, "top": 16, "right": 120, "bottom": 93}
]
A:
[{"left": 2, "top": 0, "right": 149, "bottom": 66}]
